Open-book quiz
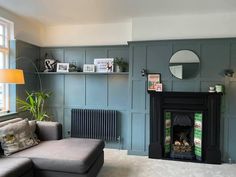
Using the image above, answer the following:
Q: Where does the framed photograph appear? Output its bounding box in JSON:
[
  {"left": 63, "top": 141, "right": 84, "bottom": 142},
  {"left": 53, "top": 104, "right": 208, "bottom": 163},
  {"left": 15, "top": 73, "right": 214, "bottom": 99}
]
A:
[
  {"left": 147, "top": 73, "right": 161, "bottom": 91},
  {"left": 155, "top": 83, "right": 163, "bottom": 92},
  {"left": 83, "top": 64, "right": 95, "bottom": 72},
  {"left": 94, "top": 58, "right": 114, "bottom": 73},
  {"left": 56, "top": 63, "right": 69, "bottom": 72}
]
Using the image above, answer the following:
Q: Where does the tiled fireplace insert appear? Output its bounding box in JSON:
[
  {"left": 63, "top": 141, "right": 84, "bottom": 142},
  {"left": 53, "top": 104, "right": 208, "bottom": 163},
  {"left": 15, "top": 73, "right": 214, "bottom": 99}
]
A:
[{"left": 148, "top": 92, "right": 221, "bottom": 164}]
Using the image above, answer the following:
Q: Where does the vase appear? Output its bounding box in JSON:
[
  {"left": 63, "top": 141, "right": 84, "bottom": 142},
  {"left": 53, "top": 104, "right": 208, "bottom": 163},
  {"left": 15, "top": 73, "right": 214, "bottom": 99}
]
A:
[{"left": 115, "top": 65, "right": 122, "bottom": 72}]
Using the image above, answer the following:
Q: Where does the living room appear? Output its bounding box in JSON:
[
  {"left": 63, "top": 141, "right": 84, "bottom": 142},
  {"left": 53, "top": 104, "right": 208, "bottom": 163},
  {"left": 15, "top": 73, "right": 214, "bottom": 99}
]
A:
[{"left": 0, "top": 1, "right": 236, "bottom": 177}]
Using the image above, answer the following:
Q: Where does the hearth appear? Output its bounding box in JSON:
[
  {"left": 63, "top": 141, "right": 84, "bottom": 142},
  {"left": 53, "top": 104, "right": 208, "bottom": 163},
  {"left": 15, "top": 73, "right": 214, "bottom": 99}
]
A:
[{"left": 148, "top": 92, "right": 221, "bottom": 164}]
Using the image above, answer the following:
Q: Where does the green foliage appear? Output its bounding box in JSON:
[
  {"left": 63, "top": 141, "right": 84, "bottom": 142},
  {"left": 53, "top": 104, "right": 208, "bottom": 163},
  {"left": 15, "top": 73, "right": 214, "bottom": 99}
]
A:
[
  {"left": 17, "top": 91, "right": 51, "bottom": 121},
  {"left": 114, "top": 57, "right": 128, "bottom": 68}
]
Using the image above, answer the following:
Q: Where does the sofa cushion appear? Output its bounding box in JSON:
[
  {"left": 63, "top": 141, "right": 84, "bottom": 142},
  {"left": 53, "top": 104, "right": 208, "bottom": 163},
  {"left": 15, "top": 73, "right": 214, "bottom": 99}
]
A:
[
  {"left": 28, "top": 120, "right": 36, "bottom": 134},
  {"left": 0, "top": 118, "right": 23, "bottom": 128},
  {"left": 0, "top": 119, "right": 39, "bottom": 156},
  {"left": 29, "top": 120, "right": 40, "bottom": 142},
  {"left": 0, "top": 118, "right": 38, "bottom": 155},
  {"left": 36, "top": 121, "right": 62, "bottom": 141},
  {"left": 0, "top": 118, "right": 23, "bottom": 155},
  {"left": 0, "top": 118, "right": 37, "bottom": 137},
  {"left": 0, "top": 157, "right": 32, "bottom": 177},
  {"left": 11, "top": 138, "right": 105, "bottom": 174}
]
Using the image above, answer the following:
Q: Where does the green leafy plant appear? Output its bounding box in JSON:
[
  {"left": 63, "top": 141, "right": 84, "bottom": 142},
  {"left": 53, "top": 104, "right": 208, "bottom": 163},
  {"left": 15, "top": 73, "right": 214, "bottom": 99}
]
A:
[
  {"left": 17, "top": 91, "right": 51, "bottom": 121},
  {"left": 114, "top": 57, "right": 128, "bottom": 72}
]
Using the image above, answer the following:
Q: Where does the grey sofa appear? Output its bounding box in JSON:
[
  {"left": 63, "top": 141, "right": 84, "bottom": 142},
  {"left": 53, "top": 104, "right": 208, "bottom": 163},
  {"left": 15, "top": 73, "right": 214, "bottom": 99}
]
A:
[{"left": 0, "top": 119, "right": 104, "bottom": 177}]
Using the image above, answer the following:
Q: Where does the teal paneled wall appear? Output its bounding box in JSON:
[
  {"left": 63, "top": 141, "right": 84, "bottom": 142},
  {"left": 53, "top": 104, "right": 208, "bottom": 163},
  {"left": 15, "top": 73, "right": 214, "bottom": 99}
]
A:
[
  {"left": 15, "top": 40, "right": 40, "bottom": 116},
  {"left": 14, "top": 39, "right": 236, "bottom": 162},
  {"left": 40, "top": 46, "right": 129, "bottom": 149},
  {"left": 128, "top": 39, "right": 236, "bottom": 162}
]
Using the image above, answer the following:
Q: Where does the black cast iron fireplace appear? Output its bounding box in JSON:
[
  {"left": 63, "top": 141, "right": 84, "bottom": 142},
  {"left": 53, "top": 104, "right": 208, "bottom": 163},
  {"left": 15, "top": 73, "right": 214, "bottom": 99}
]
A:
[{"left": 148, "top": 92, "right": 221, "bottom": 164}]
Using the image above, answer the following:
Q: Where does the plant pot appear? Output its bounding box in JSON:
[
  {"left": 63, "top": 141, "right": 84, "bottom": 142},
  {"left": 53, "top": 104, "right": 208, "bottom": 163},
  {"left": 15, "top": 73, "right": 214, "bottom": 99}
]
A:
[{"left": 115, "top": 65, "right": 123, "bottom": 72}]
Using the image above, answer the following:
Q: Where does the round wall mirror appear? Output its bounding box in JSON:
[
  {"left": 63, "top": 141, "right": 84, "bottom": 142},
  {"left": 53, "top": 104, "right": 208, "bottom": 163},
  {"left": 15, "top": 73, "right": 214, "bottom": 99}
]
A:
[{"left": 169, "top": 50, "right": 200, "bottom": 79}]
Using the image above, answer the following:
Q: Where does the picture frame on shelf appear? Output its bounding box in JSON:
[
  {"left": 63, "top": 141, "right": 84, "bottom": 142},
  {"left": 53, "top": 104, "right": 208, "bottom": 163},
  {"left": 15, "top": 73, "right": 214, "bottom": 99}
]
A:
[
  {"left": 155, "top": 83, "right": 163, "bottom": 92},
  {"left": 83, "top": 64, "right": 96, "bottom": 72},
  {"left": 56, "top": 63, "right": 69, "bottom": 72},
  {"left": 147, "top": 73, "right": 161, "bottom": 91},
  {"left": 94, "top": 58, "right": 114, "bottom": 73}
]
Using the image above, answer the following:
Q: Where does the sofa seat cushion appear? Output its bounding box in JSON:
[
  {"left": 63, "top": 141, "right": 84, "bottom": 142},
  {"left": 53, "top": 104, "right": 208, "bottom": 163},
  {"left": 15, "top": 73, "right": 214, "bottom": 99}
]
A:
[
  {"left": 11, "top": 138, "right": 105, "bottom": 174},
  {"left": 0, "top": 157, "right": 32, "bottom": 177}
]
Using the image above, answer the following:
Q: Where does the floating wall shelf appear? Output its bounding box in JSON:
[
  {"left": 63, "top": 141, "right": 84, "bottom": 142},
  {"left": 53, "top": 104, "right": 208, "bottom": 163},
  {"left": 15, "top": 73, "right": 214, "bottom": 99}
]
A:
[{"left": 37, "top": 72, "right": 129, "bottom": 75}]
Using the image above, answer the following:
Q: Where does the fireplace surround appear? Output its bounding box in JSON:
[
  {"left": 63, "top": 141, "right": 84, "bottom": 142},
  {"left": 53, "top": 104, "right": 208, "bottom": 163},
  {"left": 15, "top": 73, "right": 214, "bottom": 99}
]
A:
[{"left": 148, "top": 92, "right": 221, "bottom": 164}]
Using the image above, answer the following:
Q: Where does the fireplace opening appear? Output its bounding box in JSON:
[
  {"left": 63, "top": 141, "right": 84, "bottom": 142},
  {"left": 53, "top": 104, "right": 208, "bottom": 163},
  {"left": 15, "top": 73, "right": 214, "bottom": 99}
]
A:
[
  {"left": 171, "top": 113, "right": 195, "bottom": 160},
  {"left": 164, "top": 111, "right": 203, "bottom": 161}
]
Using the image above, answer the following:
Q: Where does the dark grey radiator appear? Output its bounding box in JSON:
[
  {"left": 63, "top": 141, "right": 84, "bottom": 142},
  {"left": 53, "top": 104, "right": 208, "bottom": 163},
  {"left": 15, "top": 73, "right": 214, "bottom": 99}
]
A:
[{"left": 71, "top": 109, "right": 117, "bottom": 141}]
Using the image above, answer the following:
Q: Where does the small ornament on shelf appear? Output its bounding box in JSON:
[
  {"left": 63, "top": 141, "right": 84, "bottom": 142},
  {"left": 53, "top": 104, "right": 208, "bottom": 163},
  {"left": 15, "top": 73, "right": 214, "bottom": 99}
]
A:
[
  {"left": 43, "top": 53, "right": 58, "bottom": 72},
  {"left": 83, "top": 64, "right": 95, "bottom": 72},
  {"left": 208, "top": 86, "right": 215, "bottom": 93},
  {"left": 114, "top": 57, "right": 128, "bottom": 72},
  {"left": 155, "top": 83, "right": 163, "bottom": 92}
]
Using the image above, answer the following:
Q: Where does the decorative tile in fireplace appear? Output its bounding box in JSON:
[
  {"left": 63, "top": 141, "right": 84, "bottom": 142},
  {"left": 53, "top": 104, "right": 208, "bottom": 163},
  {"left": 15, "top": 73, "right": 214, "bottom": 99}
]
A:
[{"left": 148, "top": 92, "right": 221, "bottom": 164}]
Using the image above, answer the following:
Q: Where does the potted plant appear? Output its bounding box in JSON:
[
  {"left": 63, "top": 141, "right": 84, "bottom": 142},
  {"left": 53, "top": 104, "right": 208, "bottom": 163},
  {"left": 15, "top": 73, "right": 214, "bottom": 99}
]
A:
[
  {"left": 17, "top": 91, "right": 51, "bottom": 121},
  {"left": 114, "top": 57, "right": 128, "bottom": 72}
]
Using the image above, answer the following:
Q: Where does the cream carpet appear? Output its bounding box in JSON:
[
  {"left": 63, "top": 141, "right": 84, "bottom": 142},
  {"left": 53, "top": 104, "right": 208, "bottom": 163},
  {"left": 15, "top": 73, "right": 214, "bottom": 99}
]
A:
[{"left": 97, "top": 149, "right": 236, "bottom": 177}]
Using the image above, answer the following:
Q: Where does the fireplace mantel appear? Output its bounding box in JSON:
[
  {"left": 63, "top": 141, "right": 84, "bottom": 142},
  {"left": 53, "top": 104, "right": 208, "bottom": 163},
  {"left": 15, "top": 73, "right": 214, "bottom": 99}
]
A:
[{"left": 148, "top": 91, "right": 221, "bottom": 164}]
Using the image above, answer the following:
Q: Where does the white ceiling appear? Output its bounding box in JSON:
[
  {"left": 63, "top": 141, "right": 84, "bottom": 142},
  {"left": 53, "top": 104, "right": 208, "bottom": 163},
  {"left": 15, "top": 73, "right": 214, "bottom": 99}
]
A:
[{"left": 0, "top": 0, "right": 236, "bottom": 26}]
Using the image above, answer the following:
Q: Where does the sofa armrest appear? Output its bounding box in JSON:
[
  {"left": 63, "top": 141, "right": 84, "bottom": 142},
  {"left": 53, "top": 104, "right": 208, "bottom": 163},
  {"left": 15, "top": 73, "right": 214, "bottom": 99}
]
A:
[{"left": 36, "top": 121, "right": 62, "bottom": 141}]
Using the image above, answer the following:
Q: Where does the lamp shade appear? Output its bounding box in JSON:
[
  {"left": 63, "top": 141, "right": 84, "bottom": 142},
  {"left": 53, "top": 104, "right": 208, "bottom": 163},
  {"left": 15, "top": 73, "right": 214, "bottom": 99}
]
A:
[{"left": 0, "top": 69, "right": 25, "bottom": 84}]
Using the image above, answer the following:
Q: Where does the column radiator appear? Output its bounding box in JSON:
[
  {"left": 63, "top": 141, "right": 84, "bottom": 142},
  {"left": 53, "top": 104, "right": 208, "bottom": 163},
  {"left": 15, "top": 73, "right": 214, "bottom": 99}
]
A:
[{"left": 71, "top": 109, "right": 117, "bottom": 141}]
